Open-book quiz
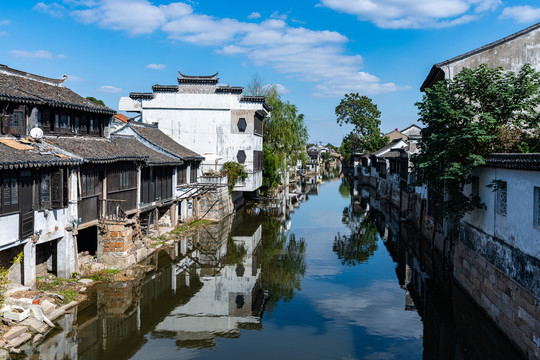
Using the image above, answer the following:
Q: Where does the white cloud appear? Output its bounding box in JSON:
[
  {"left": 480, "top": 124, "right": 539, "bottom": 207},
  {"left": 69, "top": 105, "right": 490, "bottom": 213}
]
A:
[
  {"left": 97, "top": 85, "right": 122, "bottom": 93},
  {"left": 34, "top": 2, "right": 66, "bottom": 17},
  {"left": 38, "top": 0, "right": 407, "bottom": 97},
  {"left": 247, "top": 12, "right": 261, "bottom": 19},
  {"left": 146, "top": 63, "right": 166, "bottom": 70},
  {"left": 319, "top": 0, "right": 501, "bottom": 29},
  {"left": 501, "top": 5, "right": 540, "bottom": 23},
  {"left": 9, "top": 49, "right": 54, "bottom": 59},
  {"left": 313, "top": 280, "right": 423, "bottom": 339},
  {"left": 0, "top": 31, "right": 6, "bottom": 36},
  {"left": 0, "top": 20, "right": 10, "bottom": 26}
]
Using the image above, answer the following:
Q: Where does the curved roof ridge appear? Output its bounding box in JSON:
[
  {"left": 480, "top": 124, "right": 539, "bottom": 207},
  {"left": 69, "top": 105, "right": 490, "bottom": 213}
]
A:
[
  {"left": 0, "top": 64, "right": 67, "bottom": 86},
  {"left": 177, "top": 69, "right": 218, "bottom": 79}
]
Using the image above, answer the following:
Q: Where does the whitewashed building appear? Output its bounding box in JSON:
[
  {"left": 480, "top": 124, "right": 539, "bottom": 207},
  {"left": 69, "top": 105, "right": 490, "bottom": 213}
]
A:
[{"left": 119, "top": 71, "right": 270, "bottom": 197}]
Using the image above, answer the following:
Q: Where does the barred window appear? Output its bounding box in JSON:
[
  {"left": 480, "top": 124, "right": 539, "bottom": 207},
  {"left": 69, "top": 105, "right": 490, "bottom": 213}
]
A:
[{"left": 496, "top": 181, "right": 507, "bottom": 216}]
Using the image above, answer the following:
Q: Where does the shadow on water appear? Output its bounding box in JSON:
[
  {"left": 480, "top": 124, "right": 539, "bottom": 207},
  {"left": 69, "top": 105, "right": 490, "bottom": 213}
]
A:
[{"left": 27, "top": 183, "right": 310, "bottom": 359}]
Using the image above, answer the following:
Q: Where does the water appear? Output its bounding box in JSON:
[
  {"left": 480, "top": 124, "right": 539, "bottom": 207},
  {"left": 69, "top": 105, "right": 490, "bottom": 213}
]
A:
[{"left": 28, "top": 175, "right": 522, "bottom": 359}]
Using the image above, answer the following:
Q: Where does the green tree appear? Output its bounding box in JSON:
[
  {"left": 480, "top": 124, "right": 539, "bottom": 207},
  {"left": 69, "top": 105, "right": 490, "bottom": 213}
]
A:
[
  {"left": 86, "top": 96, "right": 106, "bottom": 107},
  {"left": 336, "top": 93, "right": 389, "bottom": 161},
  {"left": 413, "top": 64, "right": 540, "bottom": 219},
  {"left": 222, "top": 161, "right": 248, "bottom": 193},
  {"left": 245, "top": 78, "right": 309, "bottom": 193}
]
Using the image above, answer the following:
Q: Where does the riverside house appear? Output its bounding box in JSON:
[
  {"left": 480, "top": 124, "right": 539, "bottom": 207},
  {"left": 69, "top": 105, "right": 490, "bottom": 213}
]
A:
[
  {"left": 0, "top": 65, "right": 209, "bottom": 286},
  {"left": 118, "top": 70, "right": 270, "bottom": 206}
]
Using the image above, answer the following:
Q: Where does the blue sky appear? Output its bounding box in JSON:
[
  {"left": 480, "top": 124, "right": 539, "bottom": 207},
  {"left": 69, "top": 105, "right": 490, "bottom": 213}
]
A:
[{"left": 1, "top": 0, "right": 539, "bottom": 144}]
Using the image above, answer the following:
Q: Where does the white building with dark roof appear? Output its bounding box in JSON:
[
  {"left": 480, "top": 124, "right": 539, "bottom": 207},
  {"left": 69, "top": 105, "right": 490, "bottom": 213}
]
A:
[{"left": 119, "top": 71, "right": 270, "bottom": 199}]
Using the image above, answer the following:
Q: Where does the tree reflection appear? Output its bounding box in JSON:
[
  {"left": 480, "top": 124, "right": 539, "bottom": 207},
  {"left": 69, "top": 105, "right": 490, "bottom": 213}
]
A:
[
  {"left": 333, "top": 206, "right": 378, "bottom": 266},
  {"left": 260, "top": 217, "right": 307, "bottom": 313},
  {"left": 338, "top": 178, "right": 351, "bottom": 199}
]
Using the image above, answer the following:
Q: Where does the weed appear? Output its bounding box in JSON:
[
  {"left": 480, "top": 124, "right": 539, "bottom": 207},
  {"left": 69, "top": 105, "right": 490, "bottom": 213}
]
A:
[{"left": 60, "top": 289, "right": 78, "bottom": 304}]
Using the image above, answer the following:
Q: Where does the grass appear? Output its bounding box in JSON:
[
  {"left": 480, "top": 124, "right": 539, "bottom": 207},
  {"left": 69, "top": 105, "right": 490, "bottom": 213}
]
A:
[
  {"left": 172, "top": 219, "right": 211, "bottom": 235},
  {"left": 59, "top": 289, "right": 78, "bottom": 304},
  {"left": 37, "top": 277, "right": 77, "bottom": 292},
  {"left": 88, "top": 269, "right": 120, "bottom": 281}
]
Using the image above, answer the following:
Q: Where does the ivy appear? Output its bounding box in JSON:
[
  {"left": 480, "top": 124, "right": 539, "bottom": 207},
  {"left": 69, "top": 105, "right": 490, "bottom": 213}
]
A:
[{"left": 222, "top": 161, "right": 248, "bottom": 193}]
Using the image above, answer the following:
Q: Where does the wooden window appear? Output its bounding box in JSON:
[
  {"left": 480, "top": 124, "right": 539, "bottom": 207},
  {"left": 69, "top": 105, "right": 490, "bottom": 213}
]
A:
[
  {"left": 496, "top": 181, "right": 507, "bottom": 216},
  {"left": 254, "top": 150, "right": 263, "bottom": 172},
  {"left": 40, "top": 172, "right": 51, "bottom": 209},
  {"left": 74, "top": 116, "right": 80, "bottom": 134},
  {"left": 80, "top": 170, "right": 99, "bottom": 198},
  {"left": 39, "top": 109, "right": 51, "bottom": 133},
  {"left": 534, "top": 187, "right": 540, "bottom": 230},
  {"left": 51, "top": 169, "right": 64, "bottom": 209},
  {"left": 190, "top": 163, "right": 199, "bottom": 183},
  {"left": 0, "top": 174, "right": 18, "bottom": 215},
  {"left": 254, "top": 113, "right": 263, "bottom": 136},
  {"left": 177, "top": 165, "right": 187, "bottom": 185}
]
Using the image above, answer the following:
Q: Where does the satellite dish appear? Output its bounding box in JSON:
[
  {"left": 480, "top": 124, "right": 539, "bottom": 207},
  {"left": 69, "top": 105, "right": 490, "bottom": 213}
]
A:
[{"left": 30, "top": 127, "right": 43, "bottom": 140}]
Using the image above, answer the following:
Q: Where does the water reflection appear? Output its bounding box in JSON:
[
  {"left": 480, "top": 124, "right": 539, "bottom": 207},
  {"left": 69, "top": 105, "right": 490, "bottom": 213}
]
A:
[
  {"left": 349, "top": 178, "right": 523, "bottom": 360},
  {"left": 29, "top": 176, "right": 315, "bottom": 359},
  {"left": 333, "top": 205, "right": 378, "bottom": 266}
]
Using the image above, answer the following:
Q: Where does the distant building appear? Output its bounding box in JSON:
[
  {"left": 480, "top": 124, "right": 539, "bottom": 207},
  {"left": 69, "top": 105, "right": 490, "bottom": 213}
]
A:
[{"left": 119, "top": 71, "right": 271, "bottom": 200}]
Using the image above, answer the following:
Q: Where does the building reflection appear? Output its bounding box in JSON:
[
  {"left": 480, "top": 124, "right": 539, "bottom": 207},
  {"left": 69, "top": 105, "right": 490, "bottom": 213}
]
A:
[{"left": 348, "top": 179, "right": 522, "bottom": 360}]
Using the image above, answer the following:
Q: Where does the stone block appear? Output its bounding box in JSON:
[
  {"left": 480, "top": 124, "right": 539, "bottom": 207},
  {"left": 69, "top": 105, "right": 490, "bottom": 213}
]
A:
[
  {"left": 40, "top": 300, "right": 55, "bottom": 317},
  {"left": 21, "top": 318, "right": 48, "bottom": 334},
  {"left": 3, "top": 326, "right": 27, "bottom": 341},
  {"left": 7, "top": 332, "right": 31, "bottom": 348}
]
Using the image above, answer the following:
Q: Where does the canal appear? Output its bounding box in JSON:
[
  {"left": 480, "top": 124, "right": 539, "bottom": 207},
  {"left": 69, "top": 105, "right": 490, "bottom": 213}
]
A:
[{"left": 28, "top": 174, "right": 522, "bottom": 359}]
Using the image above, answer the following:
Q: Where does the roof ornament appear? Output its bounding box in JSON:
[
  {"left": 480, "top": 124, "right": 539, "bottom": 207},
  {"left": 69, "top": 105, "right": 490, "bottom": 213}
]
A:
[{"left": 177, "top": 70, "right": 219, "bottom": 79}]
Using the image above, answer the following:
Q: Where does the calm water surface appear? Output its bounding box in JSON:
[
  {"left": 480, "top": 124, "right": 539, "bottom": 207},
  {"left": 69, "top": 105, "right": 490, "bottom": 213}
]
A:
[{"left": 30, "top": 175, "right": 521, "bottom": 360}]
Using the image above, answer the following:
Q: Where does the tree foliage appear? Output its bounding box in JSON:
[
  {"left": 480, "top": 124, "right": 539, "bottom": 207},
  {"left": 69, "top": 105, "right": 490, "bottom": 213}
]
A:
[
  {"left": 336, "top": 93, "right": 389, "bottom": 161},
  {"left": 413, "top": 64, "right": 540, "bottom": 219},
  {"left": 86, "top": 96, "right": 106, "bottom": 107},
  {"left": 245, "top": 77, "right": 309, "bottom": 193}
]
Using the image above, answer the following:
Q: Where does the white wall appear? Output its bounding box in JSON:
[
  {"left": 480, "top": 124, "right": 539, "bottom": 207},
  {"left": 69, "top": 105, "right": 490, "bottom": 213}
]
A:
[
  {"left": 34, "top": 209, "right": 67, "bottom": 244},
  {"left": 0, "top": 214, "right": 20, "bottom": 248},
  {"left": 462, "top": 167, "right": 540, "bottom": 259},
  {"left": 120, "top": 91, "right": 265, "bottom": 192}
]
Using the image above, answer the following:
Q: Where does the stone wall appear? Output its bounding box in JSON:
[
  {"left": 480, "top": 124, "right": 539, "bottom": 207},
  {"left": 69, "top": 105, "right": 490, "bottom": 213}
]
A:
[
  {"left": 99, "top": 220, "right": 137, "bottom": 269},
  {"left": 455, "top": 223, "right": 540, "bottom": 359},
  {"left": 198, "top": 186, "right": 234, "bottom": 222}
]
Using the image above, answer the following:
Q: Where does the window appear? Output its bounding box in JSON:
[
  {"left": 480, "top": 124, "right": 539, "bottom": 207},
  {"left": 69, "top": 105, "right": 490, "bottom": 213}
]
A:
[
  {"left": 237, "top": 150, "right": 246, "bottom": 164},
  {"left": 237, "top": 118, "right": 247, "bottom": 132},
  {"left": 534, "top": 187, "right": 540, "bottom": 229},
  {"left": 1, "top": 175, "right": 18, "bottom": 214},
  {"left": 80, "top": 170, "right": 99, "bottom": 197},
  {"left": 254, "top": 113, "right": 263, "bottom": 136},
  {"left": 190, "top": 163, "right": 199, "bottom": 183},
  {"left": 40, "top": 172, "right": 51, "bottom": 209},
  {"left": 38, "top": 109, "right": 51, "bottom": 133},
  {"left": 254, "top": 150, "right": 263, "bottom": 172},
  {"left": 496, "top": 181, "right": 507, "bottom": 216},
  {"left": 177, "top": 165, "right": 187, "bottom": 185}
]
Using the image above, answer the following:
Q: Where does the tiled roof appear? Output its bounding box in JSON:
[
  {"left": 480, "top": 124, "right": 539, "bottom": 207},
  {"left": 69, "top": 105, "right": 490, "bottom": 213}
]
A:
[
  {"left": 126, "top": 123, "right": 203, "bottom": 160},
  {"left": 0, "top": 65, "right": 115, "bottom": 115},
  {"left": 0, "top": 137, "right": 80, "bottom": 170},
  {"left": 114, "top": 114, "right": 128, "bottom": 123},
  {"left": 46, "top": 136, "right": 147, "bottom": 164},
  {"left": 485, "top": 153, "right": 540, "bottom": 171},
  {"left": 112, "top": 136, "right": 182, "bottom": 166}
]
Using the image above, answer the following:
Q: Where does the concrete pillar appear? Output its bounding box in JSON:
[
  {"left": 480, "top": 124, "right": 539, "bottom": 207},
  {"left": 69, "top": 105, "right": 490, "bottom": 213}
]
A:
[
  {"left": 23, "top": 240, "right": 36, "bottom": 287},
  {"left": 57, "top": 231, "right": 75, "bottom": 278}
]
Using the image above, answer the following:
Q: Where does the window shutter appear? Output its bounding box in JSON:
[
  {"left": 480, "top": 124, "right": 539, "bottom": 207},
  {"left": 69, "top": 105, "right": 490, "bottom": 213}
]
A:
[
  {"left": 40, "top": 172, "right": 51, "bottom": 209},
  {"left": 51, "top": 169, "right": 64, "bottom": 209}
]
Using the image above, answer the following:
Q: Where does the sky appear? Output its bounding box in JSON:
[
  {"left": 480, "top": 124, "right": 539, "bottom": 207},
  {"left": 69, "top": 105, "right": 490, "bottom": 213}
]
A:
[{"left": 1, "top": 0, "right": 539, "bottom": 145}]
